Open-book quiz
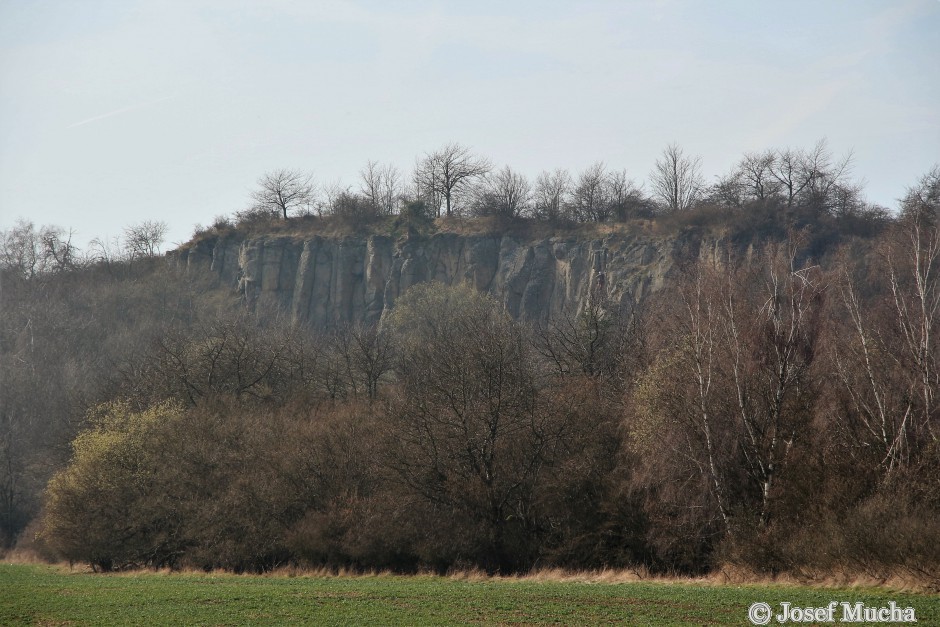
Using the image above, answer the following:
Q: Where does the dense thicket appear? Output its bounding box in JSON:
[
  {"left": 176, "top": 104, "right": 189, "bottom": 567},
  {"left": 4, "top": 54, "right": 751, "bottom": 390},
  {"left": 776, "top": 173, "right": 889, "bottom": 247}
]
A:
[{"left": 2, "top": 155, "right": 939, "bottom": 584}]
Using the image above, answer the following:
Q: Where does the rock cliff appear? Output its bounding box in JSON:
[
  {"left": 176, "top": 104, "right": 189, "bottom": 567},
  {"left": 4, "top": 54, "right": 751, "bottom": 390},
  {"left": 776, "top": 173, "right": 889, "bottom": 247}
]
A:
[{"left": 176, "top": 230, "right": 679, "bottom": 328}]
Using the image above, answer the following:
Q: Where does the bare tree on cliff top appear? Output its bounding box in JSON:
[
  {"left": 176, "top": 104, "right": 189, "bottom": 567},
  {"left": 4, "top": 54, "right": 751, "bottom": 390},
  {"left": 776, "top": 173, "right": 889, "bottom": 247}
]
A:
[
  {"left": 533, "top": 169, "right": 572, "bottom": 221},
  {"left": 650, "top": 143, "right": 704, "bottom": 212},
  {"left": 359, "top": 161, "right": 402, "bottom": 216},
  {"left": 123, "top": 221, "right": 167, "bottom": 258},
  {"left": 416, "top": 143, "right": 491, "bottom": 217},
  {"left": 250, "top": 169, "right": 315, "bottom": 220},
  {"left": 472, "top": 165, "right": 531, "bottom": 218}
]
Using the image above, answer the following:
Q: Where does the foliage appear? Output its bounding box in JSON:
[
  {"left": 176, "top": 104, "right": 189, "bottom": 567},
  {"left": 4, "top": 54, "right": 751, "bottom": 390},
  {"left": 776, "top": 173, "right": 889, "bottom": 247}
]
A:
[{"left": 43, "top": 401, "right": 185, "bottom": 570}]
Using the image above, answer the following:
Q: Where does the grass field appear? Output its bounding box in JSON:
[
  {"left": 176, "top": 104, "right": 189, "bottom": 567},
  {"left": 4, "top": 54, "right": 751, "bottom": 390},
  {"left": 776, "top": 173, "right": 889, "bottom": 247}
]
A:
[{"left": 1, "top": 563, "right": 938, "bottom": 625}]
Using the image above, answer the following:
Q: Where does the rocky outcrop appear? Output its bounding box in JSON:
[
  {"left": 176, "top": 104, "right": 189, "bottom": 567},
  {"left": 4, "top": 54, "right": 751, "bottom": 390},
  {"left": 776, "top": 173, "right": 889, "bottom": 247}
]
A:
[{"left": 176, "top": 230, "right": 679, "bottom": 328}]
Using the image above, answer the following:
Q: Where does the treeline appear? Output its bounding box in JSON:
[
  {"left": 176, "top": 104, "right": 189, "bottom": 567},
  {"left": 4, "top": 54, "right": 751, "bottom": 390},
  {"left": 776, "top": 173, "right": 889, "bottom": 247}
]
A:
[
  {"left": 226, "top": 139, "right": 885, "bottom": 240},
  {"left": 18, "top": 164, "right": 940, "bottom": 582}
]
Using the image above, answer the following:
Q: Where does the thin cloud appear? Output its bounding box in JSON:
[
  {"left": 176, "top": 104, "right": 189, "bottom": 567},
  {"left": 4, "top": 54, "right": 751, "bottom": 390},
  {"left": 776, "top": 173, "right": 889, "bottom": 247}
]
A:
[{"left": 66, "top": 95, "right": 175, "bottom": 129}]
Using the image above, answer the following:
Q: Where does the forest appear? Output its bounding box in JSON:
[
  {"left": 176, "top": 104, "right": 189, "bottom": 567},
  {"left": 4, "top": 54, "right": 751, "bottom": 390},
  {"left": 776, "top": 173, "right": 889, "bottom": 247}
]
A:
[{"left": 1, "top": 141, "right": 938, "bottom": 585}]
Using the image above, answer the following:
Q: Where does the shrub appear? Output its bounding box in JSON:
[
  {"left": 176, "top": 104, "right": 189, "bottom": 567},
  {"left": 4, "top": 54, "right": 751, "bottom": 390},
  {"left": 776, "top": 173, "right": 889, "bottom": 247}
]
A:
[{"left": 42, "top": 401, "right": 185, "bottom": 570}]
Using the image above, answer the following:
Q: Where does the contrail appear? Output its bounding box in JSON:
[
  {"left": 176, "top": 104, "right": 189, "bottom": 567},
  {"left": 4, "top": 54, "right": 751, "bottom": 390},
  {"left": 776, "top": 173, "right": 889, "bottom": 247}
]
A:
[{"left": 66, "top": 95, "right": 175, "bottom": 129}]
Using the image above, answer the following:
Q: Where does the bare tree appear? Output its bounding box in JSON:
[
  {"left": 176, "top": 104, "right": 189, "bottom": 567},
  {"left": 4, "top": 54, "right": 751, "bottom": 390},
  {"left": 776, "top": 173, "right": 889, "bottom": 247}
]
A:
[
  {"left": 832, "top": 166, "right": 940, "bottom": 473},
  {"left": 320, "top": 176, "right": 379, "bottom": 222},
  {"left": 885, "top": 207, "right": 940, "bottom": 447},
  {"left": 534, "top": 296, "right": 636, "bottom": 382},
  {"left": 0, "top": 220, "right": 42, "bottom": 277},
  {"left": 410, "top": 158, "right": 441, "bottom": 216},
  {"left": 359, "top": 161, "right": 383, "bottom": 213},
  {"left": 606, "top": 169, "right": 649, "bottom": 221},
  {"left": 40, "top": 227, "right": 79, "bottom": 271},
  {"left": 771, "top": 144, "right": 821, "bottom": 207},
  {"left": 650, "top": 143, "right": 705, "bottom": 212},
  {"left": 472, "top": 165, "right": 530, "bottom": 218},
  {"left": 415, "top": 143, "right": 491, "bottom": 217},
  {"left": 123, "top": 221, "right": 168, "bottom": 258},
  {"left": 768, "top": 148, "right": 811, "bottom": 208},
  {"left": 737, "top": 150, "right": 781, "bottom": 203},
  {"left": 332, "top": 323, "right": 394, "bottom": 401},
  {"left": 533, "top": 169, "right": 572, "bottom": 221},
  {"left": 87, "top": 235, "right": 125, "bottom": 269},
  {"left": 708, "top": 171, "right": 745, "bottom": 208},
  {"left": 764, "top": 140, "right": 857, "bottom": 214},
  {"left": 834, "top": 261, "right": 918, "bottom": 473},
  {"left": 631, "top": 257, "right": 734, "bottom": 548},
  {"left": 250, "top": 169, "right": 315, "bottom": 220},
  {"left": 318, "top": 179, "right": 347, "bottom": 216},
  {"left": 359, "top": 161, "right": 402, "bottom": 216},
  {"left": 723, "top": 242, "right": 823, "bottom": 527},
  {"left": 802, "top": 140, "right": 856, "bottom": 212},
  {"left": 634, "top": 238, "right": 823, "bottom": 535},
  {"left": 1, "top": 221, "right": 81, "bottom": 276},
  {"left": 571, "top": 162, "right": 611, "bottom": 222},
  {"left": 900, "top": 165, "right": 940, "bottom": 222},
  {"left": 385, "top": 283, "right": 561, "bottom": 571},
  {"left": 145, "top": 315, "right": 313, "bottom": 406}
]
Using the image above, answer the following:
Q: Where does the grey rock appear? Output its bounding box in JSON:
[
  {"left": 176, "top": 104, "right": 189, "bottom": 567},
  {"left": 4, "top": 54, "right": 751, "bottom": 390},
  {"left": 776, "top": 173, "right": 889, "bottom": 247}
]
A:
[{"left": 177, "top": 230, "right": 679, "bottom": 328}]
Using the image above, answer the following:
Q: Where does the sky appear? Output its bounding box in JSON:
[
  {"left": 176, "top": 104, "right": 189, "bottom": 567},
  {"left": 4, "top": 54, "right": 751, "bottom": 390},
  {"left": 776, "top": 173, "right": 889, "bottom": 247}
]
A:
[{"left": 1, "top": 0, "right": 938, "bottom": 250}]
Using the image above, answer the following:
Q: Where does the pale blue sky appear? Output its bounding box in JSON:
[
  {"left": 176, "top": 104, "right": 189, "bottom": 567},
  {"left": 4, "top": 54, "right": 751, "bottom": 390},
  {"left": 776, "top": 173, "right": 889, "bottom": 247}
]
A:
[{"left": 1, "top": 0, "right": 938, "bottom": 248}]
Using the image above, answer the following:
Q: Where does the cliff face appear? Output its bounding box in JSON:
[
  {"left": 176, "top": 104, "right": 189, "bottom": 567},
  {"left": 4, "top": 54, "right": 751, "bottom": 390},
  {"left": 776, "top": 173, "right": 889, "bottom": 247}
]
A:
[{"left": 177, "top": 230, "right": 678, "bottom": 327}]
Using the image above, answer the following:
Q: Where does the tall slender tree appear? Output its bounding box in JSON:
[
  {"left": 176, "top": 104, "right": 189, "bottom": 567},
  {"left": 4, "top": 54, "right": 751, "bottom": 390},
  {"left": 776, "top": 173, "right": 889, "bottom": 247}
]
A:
[{"left": 650, "top": 143, "right": 704, "bottom": 212}]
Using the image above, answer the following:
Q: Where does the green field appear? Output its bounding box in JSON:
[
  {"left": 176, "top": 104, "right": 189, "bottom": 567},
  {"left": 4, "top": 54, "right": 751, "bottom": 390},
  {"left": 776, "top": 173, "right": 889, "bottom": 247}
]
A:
[{"left": 1, "top": 564, "right": 937, "bottom": 626}]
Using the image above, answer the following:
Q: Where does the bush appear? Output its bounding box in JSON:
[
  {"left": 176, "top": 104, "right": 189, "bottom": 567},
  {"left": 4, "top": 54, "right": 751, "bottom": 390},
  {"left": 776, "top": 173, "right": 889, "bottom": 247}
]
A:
[
  {"left": 42, "top": 401, "right": 185, "bottom": 570},
  {"left": 331, "top": 192, "right": 381, "bottom": 224}
]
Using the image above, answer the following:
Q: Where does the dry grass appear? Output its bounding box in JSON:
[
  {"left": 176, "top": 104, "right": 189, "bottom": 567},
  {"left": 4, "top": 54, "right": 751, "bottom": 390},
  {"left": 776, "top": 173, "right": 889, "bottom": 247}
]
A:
[
  {"left": 177, "top": 214, "right": 662, "bottom": 255},
  {"left": 1, "top": 547, "right": 55, "bottom": 565},
  {"left": 183, "top": 214, "right": 399, "bottom": 247},
  {"left": 711, "top": 563, "right": 940, "bottom": 595},
  {"left": 6, "top": 547, "right": 935, "bottom": 593},
  {"left": 440, "top": 564, "right": 940, "bottom": 594},
  {"left": 443, "top": 564, "right": 940, "bottom": 593}
]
